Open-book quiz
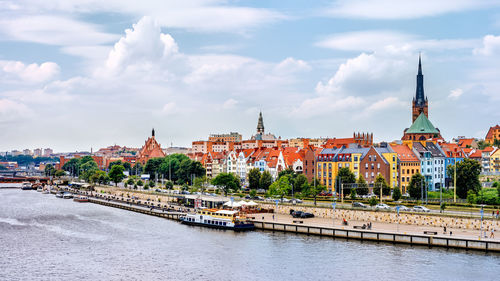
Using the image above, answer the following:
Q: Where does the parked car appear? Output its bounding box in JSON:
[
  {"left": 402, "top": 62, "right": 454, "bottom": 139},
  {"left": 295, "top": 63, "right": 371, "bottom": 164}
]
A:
[
  {"left": 413, "top": 205, "right": 430, "bottom": 212},
  {"left": 375, "top": 203, "right": 391, "bottom": 210},
  {"left": 291, "top": 199, "right": 303, "bottom": 204},
  {"left": 396, "top": 205, "right": 411, "bottom": 212},
  {"left": 352, "top": 202, "right": 367, "bottom": 208},
  {"left": 257, "top": 189, "right": 266, "bottom": 193},
  {"left": 245, "top": 195, "right": 251, "bottom": 199},
  {"left": 155, "top": 189, "right": 162, "bottom": 193},
  {"left": 291, "top": 211, "right": 315, "bottom": 218}
]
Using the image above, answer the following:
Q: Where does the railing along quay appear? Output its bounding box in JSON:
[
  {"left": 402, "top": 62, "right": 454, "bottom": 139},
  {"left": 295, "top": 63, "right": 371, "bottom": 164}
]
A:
[
  {"left": 249, "top": 220, "right": 500, "bottom": 253},
  {"left": 89, "top": 198, "right": 182, "bottom": 221}
]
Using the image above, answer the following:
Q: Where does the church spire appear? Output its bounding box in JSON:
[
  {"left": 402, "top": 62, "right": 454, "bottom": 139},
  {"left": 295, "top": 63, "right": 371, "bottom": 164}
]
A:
[
  {"left": 257, "top": 111, "right": 264, "bottom": 134},
  {"left": 415, "top": 53, "right": 425, "bottom": 106},
  {"left": 152, "top": 128, "right": 155, "bottom": 137}
]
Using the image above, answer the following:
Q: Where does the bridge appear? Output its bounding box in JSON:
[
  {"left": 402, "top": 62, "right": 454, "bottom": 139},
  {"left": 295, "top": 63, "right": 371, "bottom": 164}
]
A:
[{"left": 0, "top": 176, "right": 50, "bottom": 184}]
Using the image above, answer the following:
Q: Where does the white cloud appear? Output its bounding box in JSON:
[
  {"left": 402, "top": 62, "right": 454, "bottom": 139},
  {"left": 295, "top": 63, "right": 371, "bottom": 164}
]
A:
[
  {"left": 473, "top": 35, "right": 500, "bottom": 56},
  {"left": 222, "top": 98, "right": 238, "bottom": 109},
  {"left": 0, "top": 99, "right": 32, "bottom": 124},
  {"left": 274, "top": 57, "right": 311, "bottom": 73},
  {"left": 326, "top": 0, "right": 494, "bottom": 19},
  {"left": 7, "top": 0, "right": 285, "bottom": 33},
  {"left": 0, "top": 15, "right": 118, "bottom": 46},
  {"left": 0, "top": 60, "right": 60, "bottom": 83},
  {"left": 316, "top": 30, "right": 477, "bottom": 52},
  {"left": 448, "top": 88, "right": 464, "bottom": 99}
]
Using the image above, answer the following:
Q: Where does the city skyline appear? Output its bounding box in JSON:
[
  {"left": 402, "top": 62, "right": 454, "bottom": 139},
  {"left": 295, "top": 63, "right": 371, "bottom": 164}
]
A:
[{"left": 1, "top": 1, "right": 500, "bottom": 151}]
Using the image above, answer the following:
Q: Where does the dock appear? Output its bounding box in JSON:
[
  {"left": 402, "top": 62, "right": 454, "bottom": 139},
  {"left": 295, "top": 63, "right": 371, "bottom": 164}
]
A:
[
  {"left": 249, "top": 220, "right": 500, "bottom": 252},
  {"left": 89, "top": 198, "right": 183, "bottom": 221}
]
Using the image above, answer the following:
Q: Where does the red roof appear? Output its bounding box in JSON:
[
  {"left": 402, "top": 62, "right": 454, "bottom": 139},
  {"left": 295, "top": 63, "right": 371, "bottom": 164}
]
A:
[
  {"left": 469, "top": 150, "right": 482, "bottom": 159},
  {"left": 486, "top": 125, "right": 500, "bottom": 140},
  {"left": 458, "top": 138, "right": 475, "bottom": 148},
  {"left": 390, "top": 144, "right": 419, "bottom": 161}
]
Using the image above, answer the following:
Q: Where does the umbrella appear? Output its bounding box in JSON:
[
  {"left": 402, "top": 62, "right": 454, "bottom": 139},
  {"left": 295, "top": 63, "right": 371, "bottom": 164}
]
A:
[
  {"left": 246, "top": 201, "right": 258, "bottom": 207},
  {"left": 223, "top": 201, "right": 242, "bottom": 208}
]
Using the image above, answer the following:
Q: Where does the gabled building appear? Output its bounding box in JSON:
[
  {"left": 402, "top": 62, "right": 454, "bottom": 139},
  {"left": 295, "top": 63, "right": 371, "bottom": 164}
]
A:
[
  {"left": 438, "top": 142, "right": 465, "bottom": 187},
  {"left": 412, "top": 142, "right": 445, "bottom": 191},
  {"left": 485, "top": 125, "right": 500, "bottom": 145},
  {"left": 402, "top": 113, "right": 442, "bottom": 141},
  {"left": 137, "top": 129, "right": 166, "bottom": 165},
  {"left": 360, "top": 147, "right": 391, "bottom": 187},
  {"left": 457, "top": 138, "right": 478, "bottom": 149},
  {"left": 390, "top": 143, "right": 420, "bottom": 194},
  {"left": 489, "top": 148, "right": 500, "bottom": 174}
]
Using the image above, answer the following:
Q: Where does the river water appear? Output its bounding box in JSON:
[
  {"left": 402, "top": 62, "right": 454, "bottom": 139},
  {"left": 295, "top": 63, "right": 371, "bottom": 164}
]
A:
[{"left": 0, "top": 189, "right": 499, "bottom": 281}]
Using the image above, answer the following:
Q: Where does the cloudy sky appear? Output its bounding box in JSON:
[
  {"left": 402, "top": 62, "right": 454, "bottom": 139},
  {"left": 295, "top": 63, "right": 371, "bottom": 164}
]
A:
[{"left": 1, "top": 0, "right": 500, "bottom": 152}]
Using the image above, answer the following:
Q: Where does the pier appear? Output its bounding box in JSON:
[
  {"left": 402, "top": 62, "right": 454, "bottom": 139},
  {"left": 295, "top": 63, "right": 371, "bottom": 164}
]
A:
[{"left": 88, "top": 198, "right": 183, "bottom": 221}]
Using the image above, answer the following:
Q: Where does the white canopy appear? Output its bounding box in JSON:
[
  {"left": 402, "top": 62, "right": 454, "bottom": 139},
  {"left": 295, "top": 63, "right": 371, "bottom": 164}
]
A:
[
  {"left": 223, "top": 201, "right": 242, "bottom": 208},
  {"left": 246, "top": 201, "right": 258, "bottom": 207}
]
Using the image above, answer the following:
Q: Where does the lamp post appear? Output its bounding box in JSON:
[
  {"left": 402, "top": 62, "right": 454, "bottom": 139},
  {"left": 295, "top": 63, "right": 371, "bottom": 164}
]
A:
[{"left": 454, "top": 153, "right": 457, "bottom": 203}]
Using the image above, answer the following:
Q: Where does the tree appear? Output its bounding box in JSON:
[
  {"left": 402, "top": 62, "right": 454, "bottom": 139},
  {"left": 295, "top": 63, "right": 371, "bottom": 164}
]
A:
[
  {"left": 89, "top": 170, "right": 107, "bottom": 185},
  {"left": 447, "top": 158, "right": 481, "bottom": 199},
  {"left": 194, "top": 176, "right": 207, "bottom": 189},
  {"left": 211, "top": 173, "right": 240, "bottom": 196},
  {"left": 132, "top": 163, "right": 144, "bottom": 176},
  {"left": 259, "top": 170, "right": 273, "bottom": 190},
  {"left": 373, "top": 174, "right": 391, "bottom": 197},
  {"left": 126, "top": 178, "right": 135, "bottom": 187},
  {"left": 408, "top": 173, "right": 425, "bottom": 199},
  {"left": 268, "top": 175, "right": 292, "bottom": 201},
  {"left": 144, "top": 158, "right": 164, "bottom": 180},
  {"left": 149, "top": 180, "right": 155, "bottom": 188},
  {"left": 108, "top": 160, "right": 123, "bottom": 170},
  {"left": 249, "top": 189, "right": 257, "bottom": 198},
  {"left": 350, "top": 188, "right": 357, "bottom": 200},
  {"left": 335, "top": 167, "right": 356, "bottom": 197},
  {"left": 44, "top": 164, "right": 55, "bottom": 176},
  {"left": 109, "top": 165, "right": 125, "bottom": 186},
  {"left": 392, "top": 186, "right": 402, "bottom": 201},
  {"left": 62, "top": 158, "right": 80, "bottom": 176},
  {"left": 305, "top": 180, "right": 326, "bottom": 206},
  {"left": 368, "top": 197, "right": 378, "bottom": 207},
  {"left": 294, "top": 174, "right": 308, "bottom": 193},
  {"left": 248, "top": 168, "right": 261, "bottom": 190},
  {"left": 137, "top": 179, "right": 144, "bottom": 187},
  {"left": 54, "top": 169, "right": 66, "bottom": 178},
  {"left": 357, "top": 175, "right": 369, "bottom": 196},
  {"left": 165, "top": 181, "right": 174, "bottom": 189}
]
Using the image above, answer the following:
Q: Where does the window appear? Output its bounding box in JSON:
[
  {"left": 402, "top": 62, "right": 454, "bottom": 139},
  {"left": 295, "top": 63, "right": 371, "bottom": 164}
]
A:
[
  {"left": 402, "top": 169, "right": 405, "bottom": 174},
  {"left": 402, "top": 177, "right": 405, "bottom": 182},
  {"left": 393, "top": 155, "right": 396, "bottom": 162},
  {"left": 377, "top": 163, "right": 380, "bottom": 169},
  {"left": 371, "top": 163, "right": 374, "bottom": 169},
  {"left": 365, "top": 163, "right": 368, "bottom": 169},
  {"left": 365, "top": 172, "right": 368, "bottom": 178},
  {"left": 374, "top": 155, "right": 377, "bottom": 161},
  {"left": 371, "top": 172, "right": 374, "bottom": 177},
  {"left": 354, "top": 156, "right": 358, "bottom": 161}
]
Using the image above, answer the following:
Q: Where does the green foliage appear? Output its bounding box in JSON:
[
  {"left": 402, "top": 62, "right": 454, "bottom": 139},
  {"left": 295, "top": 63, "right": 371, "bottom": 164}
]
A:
[
  {"left": 131, "top": 163, "right": 144, "bottom": 176},
  {"left": 350, "top": 188, "right": 357, "bottom": 200},
  {"left": 62, "top": 158, "right": 80, "bottom": 176},
  {"left": 249, "top": 189, "right": 257, "bottom": 198},
  {"left": 149, "top": 180, "right": 155, "bottom": 188},
  {"left": 144, "top": 158, "right": 164, "bottom": 180},
  {"left": 294, "top": 174, "right": 308, "bottom": 193},
  {"left": 304, "top": 179, "right": 326, "bottom": 206},
  {"left": 54, "top": 169, "right": 66, "bottom": 178},
  {"left": 89, "top": 170, "right": 108, "bottom": 185},
  {"left": 268, "top": 175, "right": 292, "bottom": 200},
  {"left": 259, "top": 170, "right": 273, "bottom": 190},
  {"left": 356, "top": 175, "right": 369, "bottom": 196},
  {"left": 373, "top": 174, "right": 391, "bottom": 197},
  {"left": 447, "top": 158, "right": 481, "bottom": 199},
  {"left": 109, "top": 165, "right": 125, "bottom": 186},
  {"left": 335, "top": 167, "right": 356, "bottom": 194},
  {"left": 477, "top": 140, "right": 491, "bottom": 150},
  {"left": 165, "top": 180, "right": 174, "bottom": 189},
  {"left": 475, "top": 188, "right": 499, "bottom": 205},
  {"left": 0, "top": 155, "right": 58, "bottom": 166},
  {"left": 136, "top": 179, "right": 144, "bottom": 187},
  {"left": 369, "top": 197, "right": 378, "bottom": 206},
  {"left": 248, "top": 168, "right": 261, "bottom": 190},
  {"left": 467, "top": 190, "right": 476, "bottom": 204},
  {"left": 492, "top": 181, "right": 499, "bottom": 188},
  {"left": 440, "top": 202, "right": 447, "bottom": 212},
  {"left": 211, "top": 173, "right": 240, "bottom": 195},
  {"left": 108, "top": 160, "right": 123, "bottom": 170},
  {"left": 278, "top": 168, "right": 295, "bottom": 180},
  {"left": 194, "top": 176, "right": 207, "bottom": 188},
  {"left": 126, "top": 178, "right": 135, "bottom": 186},
  {"left": 408, "top": 173, "right": 425, "bottom": 199},
  {"left": 392, "top": 186, "right": 402, "bottom": 201},
  {"left": 44, "top": 164, "right": 56, "bottom": 176}
]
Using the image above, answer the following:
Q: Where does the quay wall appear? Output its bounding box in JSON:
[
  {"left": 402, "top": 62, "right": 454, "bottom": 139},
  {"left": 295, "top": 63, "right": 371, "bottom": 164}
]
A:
[{"left": 262, "top": 203, "right": 500, "bottom": 232}]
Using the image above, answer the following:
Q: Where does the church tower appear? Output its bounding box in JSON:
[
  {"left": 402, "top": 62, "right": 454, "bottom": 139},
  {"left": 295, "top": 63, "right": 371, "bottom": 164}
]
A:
[
  {"left": 257, "top": 111, "right": 265, "bottom": 134},
  {"left": 412, "top": 54, "right": 428, "bottom": 122}
]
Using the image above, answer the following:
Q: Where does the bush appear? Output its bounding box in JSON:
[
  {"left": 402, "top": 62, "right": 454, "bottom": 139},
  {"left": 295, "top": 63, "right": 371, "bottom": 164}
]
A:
[
  {"left": 392, "top": 186, "right": 401, "bottom": 201},
  {"left": 149, "top": 180, "right": 155, "bottom": 188},
  {"left": 165, "top": 181, "right": 174, "bottom": 189},
  {"left": 350, "top": 188, "right": 356, "bottom": 200},
  {"left": 249, "top": 189, "right": 257, "bottom": 198},
  {"left": 368, "top": 197, "right": 378, "bottom": 207},
  {"left": 137, "top": 180, "right": 144, "bottom": 187},
  {"left": 467, "top": 190, "right": 476, "bottom": 204}
]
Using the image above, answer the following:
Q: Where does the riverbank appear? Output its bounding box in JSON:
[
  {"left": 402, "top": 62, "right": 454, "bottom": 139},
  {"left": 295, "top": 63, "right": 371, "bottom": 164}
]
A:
[{"left": 64, "top": 188, "right": 500, "bottom": 252}]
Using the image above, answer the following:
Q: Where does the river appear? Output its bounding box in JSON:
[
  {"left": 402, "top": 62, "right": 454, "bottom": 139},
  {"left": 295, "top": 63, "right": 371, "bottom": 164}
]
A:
[{"left": 0, "top": 189, "right": 498, "bottom": 281}]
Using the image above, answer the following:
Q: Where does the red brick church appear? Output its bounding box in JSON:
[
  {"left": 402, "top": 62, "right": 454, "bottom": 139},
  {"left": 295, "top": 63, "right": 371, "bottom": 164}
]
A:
[{"left": 137, "top": 128, "right": 166, "bottom": 165}]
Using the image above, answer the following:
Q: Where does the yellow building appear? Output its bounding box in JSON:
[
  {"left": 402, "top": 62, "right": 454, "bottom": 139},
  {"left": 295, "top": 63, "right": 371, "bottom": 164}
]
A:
[
  {"left": 316, "top": 147, "right": 369, "bottom": 190},
  {"left": 390, "top": 144, "right": 421, "bottom": 194},
  {"left": 489, "top": 148, "right": 500, "bottom": 173},
  {"left": 377, "top": 148, "right": 398, "bottom": 188}
]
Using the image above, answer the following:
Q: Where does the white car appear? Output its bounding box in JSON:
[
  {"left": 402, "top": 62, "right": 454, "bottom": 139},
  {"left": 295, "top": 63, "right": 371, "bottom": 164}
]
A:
[
  {"left": 413, "top": 205, "right": 430, "bottom": 212},
  {"left": 396, "top": 205, "right": 411, "bottom": 212},
  {"left": 375, "top": 203, "right": 391, "bottom": 210}
]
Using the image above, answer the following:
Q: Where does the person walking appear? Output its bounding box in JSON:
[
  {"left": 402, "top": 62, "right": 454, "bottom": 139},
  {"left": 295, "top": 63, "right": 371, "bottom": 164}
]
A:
[
  {"left": 496, "top": 209, "right": 499, "bottom": 219},
  {"left": 490, "top": 228, "right": 495, "bottom": 239}
]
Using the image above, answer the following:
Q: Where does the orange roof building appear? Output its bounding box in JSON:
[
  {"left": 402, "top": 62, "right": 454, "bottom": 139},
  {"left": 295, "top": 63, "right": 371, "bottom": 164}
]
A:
[
  {"left": 485, "top": 125, "right": 500, "bottom": 145},
  {"left": 137, "top": 129, "right": 166, "bottom": 165},
  {"left": 390, "top": 144, "right": 420, "bottom": 193}
]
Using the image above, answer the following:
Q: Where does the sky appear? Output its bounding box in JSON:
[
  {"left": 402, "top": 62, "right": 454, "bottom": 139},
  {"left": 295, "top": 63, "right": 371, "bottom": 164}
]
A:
[{"left": 1, "top": 0, "right": 500, "bottom": 152}]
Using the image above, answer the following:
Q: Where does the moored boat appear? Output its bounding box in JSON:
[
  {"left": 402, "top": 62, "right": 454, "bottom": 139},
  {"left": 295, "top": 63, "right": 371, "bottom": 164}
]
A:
[
  {"left": 180, "top": 208, "right": 254, "bottom": 231},
  {"left": 21, "top": 182, "right": 32, "bottom": 190},
  {"left": 55, "top": 191, "right": 64, "bottom": 198},
  {"left": 73, "top": 195, "right": 89, "bottom": 202},
  {"left": 63, "top": 192, "right": 74, "bottom": 199}
]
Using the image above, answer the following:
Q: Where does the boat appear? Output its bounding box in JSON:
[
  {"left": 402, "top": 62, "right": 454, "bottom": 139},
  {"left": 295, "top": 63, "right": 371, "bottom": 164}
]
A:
[
  {"left": 55, "top": 191, "right": 64, "bottom": 198},
  {"left": 36, "top": 187, "right": 43, "bottom": 192},
  {"left": 63, "top": 192, "right": 74, "bottom": 199},
  {"left": 73, "top": 196, "right": 89, "bottom": 202},
  {"left": 42, "top": 189, "right": 50, "bottom": 194},
  {"left": 21, "top": 182, "right": 32, "bottom": 190},
  {"left": 180, "top": 208, "right": 254, "bottom": 231}
]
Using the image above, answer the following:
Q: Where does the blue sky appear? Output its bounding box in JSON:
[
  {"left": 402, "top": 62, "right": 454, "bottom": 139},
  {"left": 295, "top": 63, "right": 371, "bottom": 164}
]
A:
[{"left": 0, "top": 0, "right": 499, "bottom": 152}]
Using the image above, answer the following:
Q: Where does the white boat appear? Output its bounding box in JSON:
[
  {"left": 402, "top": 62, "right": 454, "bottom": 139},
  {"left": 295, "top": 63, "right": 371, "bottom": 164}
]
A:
[
  {"left": 21, "top": 182, "right": 32, "bottom": 190},
  {"left": 55, "top": 191, "right": 64, "bottom": 198},
  {"left": 73, "top": 196, "right": 89, "bottom": 202},
  {"left": 180, "top": 208, "right": 254, "bottom": 231},
  {"left": 63, "top": 192, "right": 74, "bottom": 199}
]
